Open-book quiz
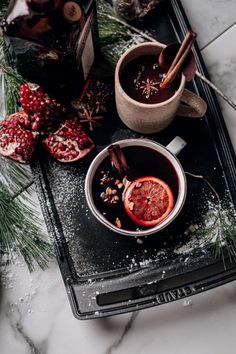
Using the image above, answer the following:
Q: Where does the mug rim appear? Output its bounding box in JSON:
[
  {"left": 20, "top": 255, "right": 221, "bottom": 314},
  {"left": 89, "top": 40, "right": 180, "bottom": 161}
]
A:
[
  {"left": 115, "top": 42, "right": 186, "bottom": 108},
  {"left": 85, "top": 139, "right": 187, "bottom": 237}
]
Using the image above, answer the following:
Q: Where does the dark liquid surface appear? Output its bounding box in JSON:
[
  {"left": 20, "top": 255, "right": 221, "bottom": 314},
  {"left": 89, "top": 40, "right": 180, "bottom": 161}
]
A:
[
  {"left": 120, "top": 55, "right": 179, "bottom": 104},
  {"left": 92, "top": 146, "right": 179, "bottom": 231}
]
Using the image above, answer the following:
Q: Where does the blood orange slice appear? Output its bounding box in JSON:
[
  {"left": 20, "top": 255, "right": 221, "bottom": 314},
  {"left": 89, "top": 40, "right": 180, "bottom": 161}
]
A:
[{"left": 124, "top": 176, "right": 174, "bottom": 227}]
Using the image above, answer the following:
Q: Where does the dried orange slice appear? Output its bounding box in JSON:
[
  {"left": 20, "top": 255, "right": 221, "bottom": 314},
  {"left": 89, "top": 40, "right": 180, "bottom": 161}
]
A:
[{"left": 124, "top": 176, "right": 174, "bottom": 227}]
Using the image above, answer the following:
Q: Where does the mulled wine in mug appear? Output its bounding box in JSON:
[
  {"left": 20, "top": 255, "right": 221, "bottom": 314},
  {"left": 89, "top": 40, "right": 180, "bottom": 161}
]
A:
[
  {"left": 85, "top": 137, "right": 187, "bottom": 237},
  {"left": 115, "top": 42, "right": 207, "bottom": 134}
]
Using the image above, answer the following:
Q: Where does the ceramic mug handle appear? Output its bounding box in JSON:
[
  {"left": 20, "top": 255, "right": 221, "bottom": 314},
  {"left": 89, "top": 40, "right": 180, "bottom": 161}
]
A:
[
  {"left": 166, "top": 136, "right": 187, "bottom": 156},
  {"left": 177, "top": 89, "right": 207, "bottom": 118}
]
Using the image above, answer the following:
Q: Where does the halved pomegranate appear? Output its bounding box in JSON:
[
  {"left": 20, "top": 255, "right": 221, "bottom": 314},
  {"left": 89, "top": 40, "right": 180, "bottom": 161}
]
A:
[
  {"left": 42, "top": 117, "right": 94, "bottom": 162},
  {"left": 124, "top": 176, "right": 174, "bottom": 227},
  {"left": 20, "top": 83, "right": 66, "bottom": 131},
  {"left": 0, "top": 112, "right": 38, "bottom": 164}
]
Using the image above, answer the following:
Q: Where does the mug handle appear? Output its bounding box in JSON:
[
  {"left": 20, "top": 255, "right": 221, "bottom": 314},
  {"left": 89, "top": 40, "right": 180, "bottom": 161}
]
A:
[
  {"left": 166, "top": 136, "right": 187, "bottom": 156},
  {"left": 177, "top": 89, "right": 207, "bottom": 118}
]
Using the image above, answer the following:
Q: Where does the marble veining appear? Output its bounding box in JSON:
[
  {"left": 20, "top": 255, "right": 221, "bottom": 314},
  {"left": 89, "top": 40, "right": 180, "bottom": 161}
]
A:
[
  {"left": 9, "top": 308, "right": 42, "bottom": 354},
  {"left": 180, "top": 0, "right": 236, "bottom": 49},
  {"left": 2, "top": 260, "right": 236, "bottom": 354},
  {"left": 105, "top": 312, "right": 139, "bottom": 354},
  {"left": 5, "top": 303, "right": 40, "bottom": 354},
  {"left": 202, "top": 24, "right": 236, "bottom": 150}
]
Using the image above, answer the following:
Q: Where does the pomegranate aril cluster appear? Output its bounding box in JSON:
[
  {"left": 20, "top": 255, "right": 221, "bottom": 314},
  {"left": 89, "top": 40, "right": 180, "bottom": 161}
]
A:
[
  {"left": 20, "top": 83, "right": 66, "bottom": 131},
  {"left": 0, "top": 82, "right": 95, "bottom": 164},
  {"left": 46, "top": 118, "right": 92, "bottom": 149},
  {"left": 0, "top": 112, "right": 38, "bottom": 163},
  {"left": 42, "top": 117, "right": 94, "bottom": 162}
]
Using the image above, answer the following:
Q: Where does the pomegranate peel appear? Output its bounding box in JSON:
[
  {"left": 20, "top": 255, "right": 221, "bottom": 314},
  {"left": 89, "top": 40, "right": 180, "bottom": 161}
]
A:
[
  {"left": 0, "top": 112, "right": 38, "bottom": 164},
  {"left": 0, "top": 83, "right": 95, "bottom": 164},
  {"left": 124, "top": 176, "right": 174, "bottom": 227},
  {"left": 20, "top": 83, "right": 66, "bottom": 131},
  {"left": 42, "top": 117, "right": 94, "bottom": 163}
]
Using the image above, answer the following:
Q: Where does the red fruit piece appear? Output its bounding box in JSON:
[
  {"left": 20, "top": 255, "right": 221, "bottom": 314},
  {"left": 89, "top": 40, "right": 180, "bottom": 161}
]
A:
[
  {"left": 20, "top": 83, "right": 66, "bottom": 131},
  {"left": 124, "top": 176, "right": 175, "bottom": 227},
  {"left": 42, "top": 117, "right": 94, "bottom": 163},
  {"left": 0, "top": 112, "right": 38, "bottom": 164}
]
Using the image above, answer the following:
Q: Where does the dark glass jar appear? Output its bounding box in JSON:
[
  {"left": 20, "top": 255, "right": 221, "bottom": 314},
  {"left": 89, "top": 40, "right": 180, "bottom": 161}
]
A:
[{"left": 2, "top": 0, "right": 98, "bottom": 100}]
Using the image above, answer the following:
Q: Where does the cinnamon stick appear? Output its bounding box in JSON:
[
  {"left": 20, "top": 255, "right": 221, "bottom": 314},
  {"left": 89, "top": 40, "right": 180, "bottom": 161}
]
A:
[
  {"left": 108, "top": 144, "right": 130, "bottom": 176},
  {"left": 160, "top": 31, "right": 197, "bottom": 89}
]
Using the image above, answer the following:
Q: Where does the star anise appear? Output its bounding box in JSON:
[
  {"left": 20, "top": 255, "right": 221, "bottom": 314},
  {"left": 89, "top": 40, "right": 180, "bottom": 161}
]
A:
[
  {"left": 140, "top": 78, "right": 160, "bottom": 98},
  {"left": 78, "top": 104, "right": 104, "bottom": 131},
  {"left": 85, "top": 81, "right": 112, "bottom": 113},
  {"left": 85, "top": 90, "right": 108, "bottom": 115}
]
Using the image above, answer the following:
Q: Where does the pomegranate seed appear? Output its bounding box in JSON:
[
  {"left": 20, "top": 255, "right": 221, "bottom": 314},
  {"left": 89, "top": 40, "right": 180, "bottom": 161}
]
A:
[
  {"left": 42, "top": 117, "right": 94, "bottom": 162},
  {"left": 0, "top": 112, "right": 38, "bottom": 163},
  {"left": 20, "top": 83, "right": 66, "bottom": 132}
]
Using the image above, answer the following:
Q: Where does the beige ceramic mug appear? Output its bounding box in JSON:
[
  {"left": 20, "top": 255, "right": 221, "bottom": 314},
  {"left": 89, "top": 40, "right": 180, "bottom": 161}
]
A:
[{"left": 115, "top": 42, "right": 207, "bottom": 134}]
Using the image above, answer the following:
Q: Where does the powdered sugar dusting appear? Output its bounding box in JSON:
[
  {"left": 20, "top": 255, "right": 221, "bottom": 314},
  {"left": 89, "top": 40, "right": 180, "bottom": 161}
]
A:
[
  {"left": 174, "top": 200, "right": 236, "bottom": 256},
  {"left": 32, "top": 135, "right": 236, "bottom": 281}
]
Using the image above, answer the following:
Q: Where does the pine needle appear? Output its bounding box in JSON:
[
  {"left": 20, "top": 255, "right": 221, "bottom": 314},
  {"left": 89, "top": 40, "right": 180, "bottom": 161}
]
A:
[
  {"left": 0, "top": 3, "right": 52, "bottom": 271},
  {"left": 98, "top": 0, "right": 145, "bottom": 66},
  {"left": 185, "top": 172, "right": 236, "bottom": 264},
  {"left": 0, "top": 157, "right": 33, "bottom": 196},
  {"left": 0, "top": 183, "right": 53, "bottom": 271},
  {"left": 0, "top": 159, "right": 52, "bottom": 271},
  {"left": 0, "top": 35, "right": 25, "bottom": 116}
]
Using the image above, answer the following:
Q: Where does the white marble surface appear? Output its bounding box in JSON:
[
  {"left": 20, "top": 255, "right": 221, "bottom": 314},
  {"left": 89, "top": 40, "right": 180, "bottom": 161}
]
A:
[
  {"left": 1, "top": 261, "right": 236, "bottom": 354},
  {"left": 181, "top": 0, "right": 236, "bottom": 49},
  {"left": 202, "top": 24, "right": 236, "bottom": 151},
  {"left": 1, "top": 1, "right": 236, "bottom": 353}
]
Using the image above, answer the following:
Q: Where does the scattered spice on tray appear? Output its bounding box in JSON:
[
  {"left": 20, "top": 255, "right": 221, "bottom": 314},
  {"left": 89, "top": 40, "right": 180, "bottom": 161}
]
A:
[{"left": 72, "top": 79, "right": 113, "bottom": 131}]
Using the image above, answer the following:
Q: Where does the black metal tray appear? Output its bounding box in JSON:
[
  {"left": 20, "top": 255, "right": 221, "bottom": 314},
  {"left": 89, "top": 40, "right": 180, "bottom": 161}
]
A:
[{"left": 32, "top": 0, "right": 236, "bottom": 319}]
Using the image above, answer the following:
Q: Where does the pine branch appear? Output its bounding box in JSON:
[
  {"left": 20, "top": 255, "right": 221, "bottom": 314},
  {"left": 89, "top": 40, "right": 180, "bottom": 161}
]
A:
[
  {"left": 0, "top": 4, "right": 52, "bottom": 271},
  {"left": 0, "top": 183, "right": 53, "bottom": 271},
  {"left": 0, "top": 35, "right": 25, "bottom": 116},
  {"left": 185, "top": 172, "right": 236, "bottom": 265},
  {"left": 98, "top": 0, "right": 146, "bottom": 66},
  {"left": 0, "top": 158, "right": 52, "bottom": 271},
  {"left": 0, "top": 157, "right": 33, "bottom": 196}
]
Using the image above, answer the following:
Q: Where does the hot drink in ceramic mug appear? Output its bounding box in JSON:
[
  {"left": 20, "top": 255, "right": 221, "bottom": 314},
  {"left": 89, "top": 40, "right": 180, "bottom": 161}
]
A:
[
  {"left": 115, "top": 42, "right": 207, "bottom": 134},
  {"left": 85, "top": 137, "right": 187, "bottom": 237},
  {"left": 120, "top": 54, "right": 180, "bottom": 104}
]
